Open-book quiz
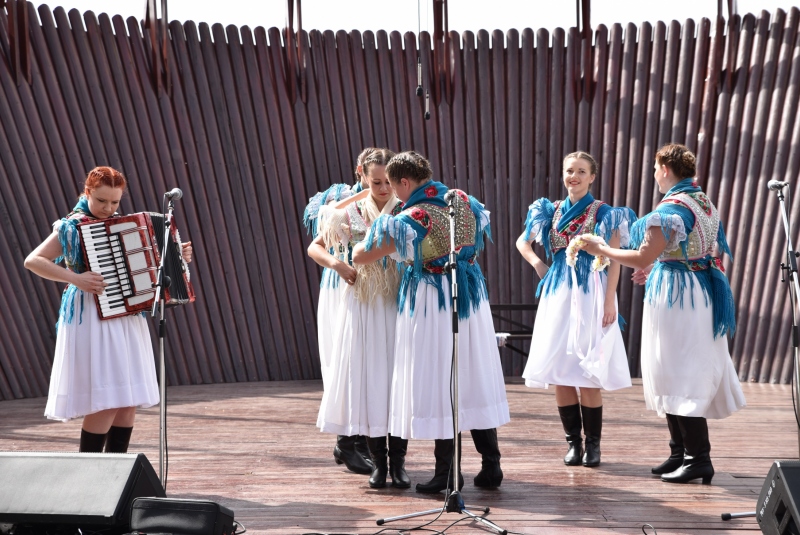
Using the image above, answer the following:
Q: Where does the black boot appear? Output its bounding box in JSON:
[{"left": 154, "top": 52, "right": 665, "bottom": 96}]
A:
[
  {"left": 388, "top": 435, "right": 410, "bottom": 488},
  {"left": 652, "top": 414, "right": 684, "bottom": 475},
  {"left": 415, "top": 437, "right": 464, "bottom": 494},
  {"left": 334, "top": 435, "right": 373, "bottom": 474},
  {"left": 581, "top": 405, "right": 602, "bottom": 467},
  {"left": 661, "top": 416, "right": 714, "bottom": 484},
  {"left": 557, "top": 404, "right": 583, "bottom": 466},
  {"left": 355, "top": 435, "right": 375, "bottom": 470},
  {"left": 367, "top": 436, "right": 388, "bottom": 488},
  {"left": 471, "top": 428, "right": 503, "bottom": 488},
  {"left": 79, "top": 429, "right": 107, "bottom": 453},
  {"left": 104, "top": 426, "right": 133, "bottom": 453}
]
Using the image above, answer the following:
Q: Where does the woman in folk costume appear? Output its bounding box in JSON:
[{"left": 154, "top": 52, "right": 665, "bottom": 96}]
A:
[
  {"left": 24, "top": 166, "right": 192, "bottom": 453},
  {"left": 517, "top": 151, "right": 635, "bottom": 468},
  {"left": 305, "top": 147, "right": 376, "bottom": 475},
  {"left": 578, "top": 143, "right": 745, "bottom": 484},
  {"left": 314, "top": 148, "right": 411, "bottom": 489},
  {"left": 353, "top": 151, "right": 510, "bottom": 493}
]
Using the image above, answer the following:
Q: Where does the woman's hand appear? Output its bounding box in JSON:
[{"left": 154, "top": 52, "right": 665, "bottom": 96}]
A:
[
  {"left": 602, "top": 298, "right": 617, "bottom": 328},
  {"left": 74, "top": 271, "right": 108, "bottom": 295},
  {"left": 181, "top": 241, "right": 193, "bottom": 263},
  {"left": 577, "top": 239, "right": 606, "bottom": 257},
  {"left": 335, "top": 263, "right": 358, "bottom": 285},
  {"left": 632, "top": 264, "right": 653, "bottom": 285}
]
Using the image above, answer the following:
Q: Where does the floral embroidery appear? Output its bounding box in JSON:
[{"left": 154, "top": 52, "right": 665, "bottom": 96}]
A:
[
  {"left": 455, "top": 190, "right": 469, "bottom": 203},
  {"left": 391, "top": 202, "right": 404, "bottom": 216},
  {"left": 410, "top": 207, "right": 431, "bottom": 229},
  {"left": 424, "top": 185, "right": 437, "bottom": 198}
]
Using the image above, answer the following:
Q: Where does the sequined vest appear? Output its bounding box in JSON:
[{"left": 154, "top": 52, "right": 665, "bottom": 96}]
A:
[
  {"left": 345, "top": 199, "right": 403, "bottom": 245},
  {"left": 401, "top": 190, "right": 476, "bottom": 273},
  {"left": 659, "top": 192, "right": 720, "bottom": 261},
  {"left": 548, "top": 199, "right": 604, "bottom": 253}
]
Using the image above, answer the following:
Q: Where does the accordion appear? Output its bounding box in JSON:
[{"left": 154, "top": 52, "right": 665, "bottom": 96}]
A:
[{"left": 78, "top": 212, "right": 195, "bottom": 320}]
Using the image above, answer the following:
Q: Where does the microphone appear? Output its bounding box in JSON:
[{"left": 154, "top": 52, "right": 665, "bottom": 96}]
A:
[
  {"left": 444, "top": 189, "right": 457, "bottom": 202},
  {"left": 768, "top": 180, "right": 789, "bottom": 191},
  {"left": 164, "top": 188, "right": 183, "bottom": 200}
]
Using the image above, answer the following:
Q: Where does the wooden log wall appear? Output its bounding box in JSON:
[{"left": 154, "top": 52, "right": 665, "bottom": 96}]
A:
[{"left": 0, "top": 3, "right": 798, "bottom": 401}]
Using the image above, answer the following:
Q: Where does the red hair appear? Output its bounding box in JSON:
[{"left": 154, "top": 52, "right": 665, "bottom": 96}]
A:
[{"left": 84, "top": 166, "right": 127, "bottom": 195}]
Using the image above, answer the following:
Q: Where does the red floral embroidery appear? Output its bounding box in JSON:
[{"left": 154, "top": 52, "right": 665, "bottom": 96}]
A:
[
  {"left": 410, "top": 207, "right": 432, "bottom": 229},
  {"left": 424, "top": 185, "right": 438, "bottom": 198},
  {"left": 456, "top": 190, "right": 469, "bottom": 202}
]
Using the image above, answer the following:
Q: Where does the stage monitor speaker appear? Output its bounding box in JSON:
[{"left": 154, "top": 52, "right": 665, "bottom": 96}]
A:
[
  {"left": 0, "top": 452, "right": 165, "bottom": 534},
  {"left": 757, "top": 460, "right": 800, "bottom": 535}
]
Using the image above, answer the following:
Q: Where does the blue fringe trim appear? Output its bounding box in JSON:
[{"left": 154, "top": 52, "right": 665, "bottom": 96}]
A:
[
  {"left": 365, "top": 214, "right": 419, "bottom": 263},
  {"left": 536, "top": 249, "right": 601, "bottom": 297},
  {"left": 630, "top": 207, "right": 693, "bottom": 259},
  {"left": 717, "top": 222, "right": 733, "bottom": 259},
  {"left": 522, "top": 198, "right": 555, "bottom": 260},
  {"left": 320, "top": 267, "right": 343, "bottom": 289},
  {"left": 303, "top": 183, "right": 352, "bottom": 236},
  {"left": 645, "top": 259, "right": 736, "bottom": 338},
  {"left": 398, "top": 255, "right": 489, "bottom": 320},
  {"left": 54, "top": 218, "right": 84, "bottom": 272},
  {"left": 468, "top": 195, "right": 492, "bottom": 253},
  {"left": 55, "top": 285, "right": 85, "bottom": 332},
  {"left": 617, "top": 314, "right": 627, "bottom": 331},
  {"left": 595, "top": 206, "right": 637, "bottom": 247}
]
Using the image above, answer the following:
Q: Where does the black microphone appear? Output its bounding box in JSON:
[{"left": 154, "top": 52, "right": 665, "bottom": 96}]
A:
[{"left": 164, "top": 188, "right": 183, "bottom": 200}]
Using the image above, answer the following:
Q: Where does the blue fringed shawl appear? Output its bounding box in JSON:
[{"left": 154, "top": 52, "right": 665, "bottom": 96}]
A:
[
  {"left": 364, "top": 181, "right": 491, "bottom": 320},
  {"left": 302, "top": 183, "right": 354, "bottom": 237},
  {"left": 302, "top": 183, "right": 356, "bottom": 289},
  {"left": 522, "top": 198, "right": 636, "bottom": 298},
  {"left": 53, "top": 196, "right": 98, "bottom": 330},
  {"left": 630, "top": 180, "right": 736, "bottom": 338}
]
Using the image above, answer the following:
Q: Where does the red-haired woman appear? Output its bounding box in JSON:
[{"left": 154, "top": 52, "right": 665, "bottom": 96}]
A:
[{"left": 24, "top": 167, "right": 192, "bottom": 453}]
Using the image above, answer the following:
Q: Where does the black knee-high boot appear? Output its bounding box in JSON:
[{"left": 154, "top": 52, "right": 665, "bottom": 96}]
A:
[
  {"left": 388, "top": 435, "right": 410, "bottom": 488},
  {"left": 79, "top": 429, "right": 107, "bottom": 453},
  {"left": 366, "top": 436, "right": 388, "bottom": 488},
  {"left": 471, "top": 428, "right": 503, "bottom": 488},
  {"left": 661, "top": 416, "right": 714, "bottom": 484},
  {"left": 355, "top": 435, "right": 375, "bottom": 469},
  {"left": 334, "top": 435, "right": 373, "bottom": 474},
  {"left": 557, "top": 404, "right": 583, "bottom": 466},
  {"left": 652, "top": 414, "right": 684, "bottom": 475},
  {"left": 581, "top": 405, "right": 602, "bottom": 467},
  {"left": 104, "top": 426, "right": 133, "bottom": 453},
  {"left": 415, "top": 437, "right": 464, "bottom": 494}
]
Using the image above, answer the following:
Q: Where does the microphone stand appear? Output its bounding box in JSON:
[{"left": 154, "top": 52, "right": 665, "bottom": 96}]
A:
[
  {"left": 151, "top": 196, "right": 174, "bottom": 487},
  {"left": 774, "top": 184, "right": 800, "bottom": 459},
  {"left": 723, "top": 183, "right": 800, "bottom": 522},
  {"left": 376, "top": 192, "right": 506, "bottom": 535}
]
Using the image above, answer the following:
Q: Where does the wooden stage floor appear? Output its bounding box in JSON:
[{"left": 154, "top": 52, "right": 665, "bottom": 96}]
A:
[{"left": 0, "top": 378, "right": 796, "bottom": 534}]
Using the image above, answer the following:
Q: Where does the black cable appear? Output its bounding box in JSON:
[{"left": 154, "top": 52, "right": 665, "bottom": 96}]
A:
[{"left": 641, "top": 523, "right": 658, "bottom": 534}]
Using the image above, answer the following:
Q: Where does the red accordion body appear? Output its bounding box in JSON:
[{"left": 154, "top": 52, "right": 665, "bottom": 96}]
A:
[{"left": 78, "top": 212, "right": 195, "bottom": 320}]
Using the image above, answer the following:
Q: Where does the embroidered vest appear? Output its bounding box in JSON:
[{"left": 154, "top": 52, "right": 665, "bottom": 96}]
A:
[
  {"left": 401, "top": 190, "right": 476, "bottom": 273},
  {"left": 548, "top": 200, "right": 604, "bottom": 253},
  {"left": 659, "top": 192, "right": 720, "bottom": 261}
]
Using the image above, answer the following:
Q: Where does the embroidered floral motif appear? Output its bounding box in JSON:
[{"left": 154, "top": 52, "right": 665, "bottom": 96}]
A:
[
  {"left": 391, "top": 202, "right": 404, "bottom": 216},
  {"left": 424, "top": 185, "right": 438, "bottom": 198},
  {"left": 548, "top": 200, "right": 604, "bottom": 253},
  {"left": 410, "top": 207, "right": 432, "bottom": 229},
  {"left": 455, "top": 190, "right": 469, "bottom": 203}
]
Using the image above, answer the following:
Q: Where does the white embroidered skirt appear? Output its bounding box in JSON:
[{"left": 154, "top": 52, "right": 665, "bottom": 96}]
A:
[
  {"left": 317, "top": 289, "right": 396, "bottom": 437},
  {"left": 522, "top": 274, "right": 632, "bottom": 391},
  {"left": 388, "top": 282, "right": 510, "bottom": 440},
  {"left": 641, "top": 277, "right": 746, "bottom": 419},
  {"left": 45, "top": 288, "right": 159, "bottom": 421}
]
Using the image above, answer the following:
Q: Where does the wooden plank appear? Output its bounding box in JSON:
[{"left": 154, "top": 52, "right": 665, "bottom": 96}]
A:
[{"left": 0, "top": 379, "right": 790, "bottom": 534}]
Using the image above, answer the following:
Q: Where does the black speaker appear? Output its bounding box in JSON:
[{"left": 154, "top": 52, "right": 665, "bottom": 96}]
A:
[
  {"left": 0, "top": 452, "right": 165, "bottom": 534},
  {"left": 757, "top": 460, "right": 800, "bottom": 535}
]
